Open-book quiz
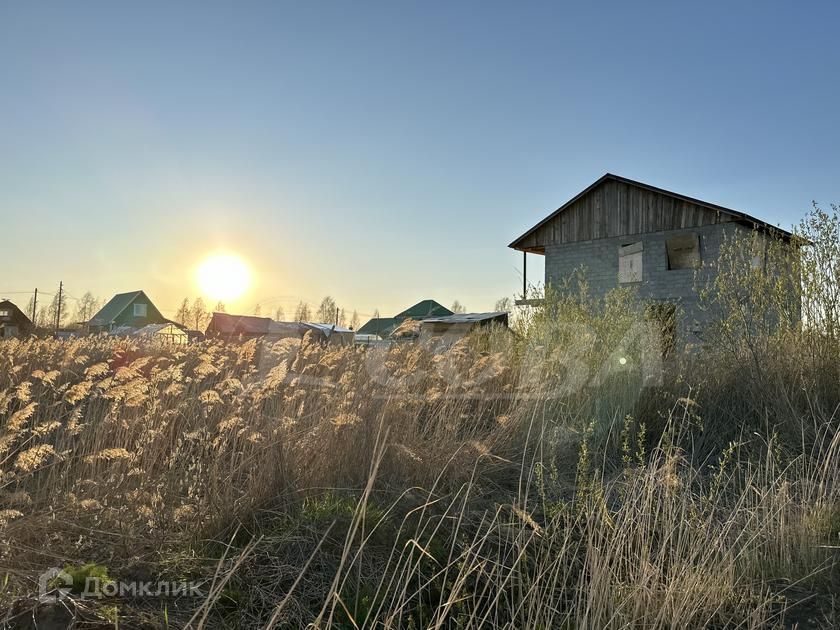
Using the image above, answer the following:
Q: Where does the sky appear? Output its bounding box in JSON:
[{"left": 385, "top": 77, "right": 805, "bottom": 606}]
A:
[{"left": 1, "top": 1, "right": 838, "bottom": 322}]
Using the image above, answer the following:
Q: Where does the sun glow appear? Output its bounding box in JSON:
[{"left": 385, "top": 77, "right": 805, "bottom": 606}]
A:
[{"left": 196, "top": 253, "right": 252, "bottom": 302}]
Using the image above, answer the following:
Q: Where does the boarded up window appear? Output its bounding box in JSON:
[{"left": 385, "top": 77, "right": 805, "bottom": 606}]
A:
[
  {"left": 618, "top": 242, "right": 643, "bottom": 283},
  {"left": 666, "top": 233, "right": 701, "bottom": 270}
]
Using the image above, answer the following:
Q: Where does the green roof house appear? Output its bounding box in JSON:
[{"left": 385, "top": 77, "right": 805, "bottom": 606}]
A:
[
  {"left": 394, "top": 300, "right": 452, "bottom": 320},
  {"left": 88, "top": 290, "right": 167, "bottom": 333},
  {"left": 356, "top": 317, "right": 398, "bottom": 338},
  {"left": 357, "top": 300, "right": 453, "bottom": 339}
]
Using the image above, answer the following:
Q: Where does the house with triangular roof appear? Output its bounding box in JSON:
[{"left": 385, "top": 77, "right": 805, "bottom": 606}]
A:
[
  {"left": 205, "top": 312, "right": 272, "bottom": 341},
  {"left": 357, "top": 300, "right": 453, "bottom": 339},
  {"left": 509, "top": 173, "right": 797, "bottom": 338},
  {"left": 394, "top": 299, "right": 453, "bottom": 320},
  {"left": 88, "top": 290, "right": 168, "bottom": 333},
  {"left": 0, "top": 299, "right": 33, "bottom": 338}
]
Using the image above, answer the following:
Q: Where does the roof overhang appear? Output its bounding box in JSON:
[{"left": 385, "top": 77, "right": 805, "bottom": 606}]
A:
[{"left": 508, "top": 173, "right": 795, "bottom": 252}]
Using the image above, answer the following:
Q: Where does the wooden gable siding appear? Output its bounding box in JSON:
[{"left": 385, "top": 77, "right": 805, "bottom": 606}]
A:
[
  {"left": 517, "top": 179, "right": 735, "bottom": 251},
  {"left": 114, "top": 294, "right": 167, "bottom": 327}
]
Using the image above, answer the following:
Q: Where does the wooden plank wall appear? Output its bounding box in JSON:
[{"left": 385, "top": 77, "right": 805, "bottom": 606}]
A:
[{"left": 518, "top": 180, "right": 734, "bottom": 250}]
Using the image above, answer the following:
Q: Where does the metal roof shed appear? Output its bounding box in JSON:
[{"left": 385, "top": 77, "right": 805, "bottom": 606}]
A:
[{"left": 420, "top": 312, "right": 509, "bottom": 339}]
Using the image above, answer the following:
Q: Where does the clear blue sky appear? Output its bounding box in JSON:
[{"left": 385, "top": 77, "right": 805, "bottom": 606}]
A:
[{"left": 1, "top": 1, "right": 838, "bottom": 320}]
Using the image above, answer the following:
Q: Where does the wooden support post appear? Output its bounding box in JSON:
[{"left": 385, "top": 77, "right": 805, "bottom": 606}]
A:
[{"left": 523, "top": 251, "right": 527, "bottom": 299}]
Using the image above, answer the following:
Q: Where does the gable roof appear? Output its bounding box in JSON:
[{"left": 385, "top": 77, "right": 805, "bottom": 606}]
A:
[
  {"left": 0, "top": 300, "right": 32, "bottom": 325},
  {"left": 89, "top": 290, "right": 156, "bottom": 325},
  {"left": 206, "top": 312, "right": 272, "bottom": 335},
  {"left": 395, "top": 300, "right": 453, "bottom": 320},
  {"left": 356, "top": 317, "right": 398, "bottom": 337},
  {"left": 357, "top": 301, "right": 454, "bottom": 339},
  {"left": 509, "top": 173, "right": 793, "bottom": 251}
]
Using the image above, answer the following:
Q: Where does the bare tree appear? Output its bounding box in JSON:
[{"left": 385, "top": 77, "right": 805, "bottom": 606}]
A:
[
  {"left": 24, "top": 295, "right": 49, "bottom": 327},
  {"left": 214, "top": 301, "right": 226, "bottom": 313},
  {"left": 450, "top": 300, "right": 466, "bottom": 314},
  {"left": 191, "top": 297, "right": 208, "bottom": 331},
  {"left": 47, "top": 291, "right": 68, "bottom": 329},
  {"left": 253, "top": 303, "right": 262, "bottom": 316},
  {"left": 494, "top": 297, "right": 513, "bottom": 313},
  {"left": 339, "top": 308, "right": 347, "bottom": 327},
  {"left": 317, "top": 296, "right": 337, "bottom": 324},
  {"left": 74, "top": 291, "right": 101, "bottom": 323},
  {"left": 294, "top": 301, "right": 311, "bottom": 322},
  {"left": 176, "top": 299, "right": 191, "bottom": 326},
  {"left": 373, "top": 308, "right": 380, "bottom": 319},
  {"left": 24, "top": 296, "right": 36, "bottom": 324},
  {"left": 274, "top": 306, "right": 285, "bottom": 321},
  {"left": 36, "top": 306, "right": 50, "bottom": 328},
  {"left": 799, "top": 203, "right": 840, "bottom": 339},
  {"left": 350, "top": 310, "right": 360, "bottom": 330}
]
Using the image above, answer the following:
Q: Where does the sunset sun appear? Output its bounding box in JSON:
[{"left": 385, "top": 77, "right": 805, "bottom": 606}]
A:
[{"left": 196, "top": 253, "right": 251, "bottom": 302}]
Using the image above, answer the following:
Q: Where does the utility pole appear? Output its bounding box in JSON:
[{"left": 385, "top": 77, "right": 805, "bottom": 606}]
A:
[
  {"left": 32, "top": 288, "right": 38, "bottom": 324},
  {"left": 55, "top": 281, "right": 63, "bottom": 331},
  {"left": 334, "top": 306, "right": 339, "bottom": 326}
]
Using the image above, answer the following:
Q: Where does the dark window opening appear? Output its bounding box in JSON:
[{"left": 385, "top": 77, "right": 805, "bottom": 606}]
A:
[{"left": 666, "top": 233, "right": 701, "bottom": 270}]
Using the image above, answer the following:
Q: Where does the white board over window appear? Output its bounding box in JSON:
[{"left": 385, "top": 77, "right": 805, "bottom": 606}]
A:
[{"left": 618, "top": 242, "right": 643, "bottom": 283}]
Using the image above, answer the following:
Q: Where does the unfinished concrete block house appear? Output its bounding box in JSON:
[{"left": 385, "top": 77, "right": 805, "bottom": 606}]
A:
[{"left": 509, "top": 174, "right": 794, "bottom": 340}]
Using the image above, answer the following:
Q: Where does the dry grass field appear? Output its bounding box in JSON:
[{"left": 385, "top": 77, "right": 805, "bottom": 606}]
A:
[{"left": 1, "top": 210, "right": 839, "bottom": 629}]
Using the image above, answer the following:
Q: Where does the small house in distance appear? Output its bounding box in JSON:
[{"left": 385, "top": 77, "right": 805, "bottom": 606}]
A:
[
  {"left": 509, "top": 174, "right": 795, "bottom": 338},
  {"left": 206, "top": 312, "right": 354, "bottom": 345},
  {"left": 396, "top": 299, "right": 453, "bottom": 320},
  {"left": 88, "top": 291, "right": 168, "bottom": 333},
  {"left": 268, "top": 321, "right": 355, "bottom": 346},
  {"left": 357, "top": 299, "right": 453, "bottom": 339},
  {"left": 205, "top": 312, "right": 272, "bottom": 342},
  {"left": 0, "top": 300, "right": 33, "bottom": 339}
]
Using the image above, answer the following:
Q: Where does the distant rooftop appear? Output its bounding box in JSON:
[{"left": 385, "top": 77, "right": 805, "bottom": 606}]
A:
[
  {"left": 89, "top": 290, "right": 145, "bottom": 325},
  {"left": 422, "top": 311, "right": 508, "bottom": 324}
]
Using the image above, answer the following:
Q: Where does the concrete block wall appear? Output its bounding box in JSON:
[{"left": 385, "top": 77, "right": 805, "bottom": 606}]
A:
[{"left": 544, "top": 222, "right": 746, "bottom": 336}]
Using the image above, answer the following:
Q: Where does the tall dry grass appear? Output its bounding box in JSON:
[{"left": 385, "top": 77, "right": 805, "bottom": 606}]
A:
[
  {"left": 0, "top": 321, "right": 835, "bottom": 627},
  {"left": 0, "top": 205, "right": 838, "bottom": 628}
]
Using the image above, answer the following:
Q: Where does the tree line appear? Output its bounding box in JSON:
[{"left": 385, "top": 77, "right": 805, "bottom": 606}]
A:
[
  {"left": 173, "top": 295, "right": 363, "bottom": 331},
  {"left": 24, "top": 291, "right": 102, "bottom": 329},
  {"left": 20, "top": 289, "right": 512, "bottom": 332}
]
